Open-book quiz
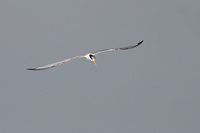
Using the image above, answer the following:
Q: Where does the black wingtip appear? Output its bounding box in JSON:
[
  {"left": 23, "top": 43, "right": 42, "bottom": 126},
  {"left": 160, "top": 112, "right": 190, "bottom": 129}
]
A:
[
  {"left": 138, "top": 40, "right": 144, "bottom": 45},
  {"left": 133, "top": 40, "right": 144, "bottom": 47},
  {"left": 27, "top": 68, "right": 37, "bottom": 70}
]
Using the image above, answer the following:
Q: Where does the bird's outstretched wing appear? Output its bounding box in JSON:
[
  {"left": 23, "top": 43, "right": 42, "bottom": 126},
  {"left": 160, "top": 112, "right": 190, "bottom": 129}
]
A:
[
  {"left": 92, "top": 40, "right": 143, "bottom": 55},
  {"left": 27, "top": 56, "right": 81, "bottom": 70}
]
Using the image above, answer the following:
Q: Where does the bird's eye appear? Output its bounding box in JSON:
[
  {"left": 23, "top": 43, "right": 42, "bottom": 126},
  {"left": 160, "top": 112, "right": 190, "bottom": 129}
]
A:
[
  {"left": 89, "top": 54, "right": 93, "bottom": 58},
  {"left": 89, "top": 54, "right": 96, "bottom": 60}
]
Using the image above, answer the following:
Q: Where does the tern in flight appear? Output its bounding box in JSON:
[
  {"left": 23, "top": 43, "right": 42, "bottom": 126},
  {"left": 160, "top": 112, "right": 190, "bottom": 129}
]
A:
[{"left": 27, "top": 40, "right": 143, "bottom": 70}]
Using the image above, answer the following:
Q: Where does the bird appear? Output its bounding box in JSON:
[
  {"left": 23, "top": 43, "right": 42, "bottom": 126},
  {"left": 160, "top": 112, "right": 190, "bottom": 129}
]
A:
[{"left": 27, "top": 40, "right": 143, "bottom": 70}]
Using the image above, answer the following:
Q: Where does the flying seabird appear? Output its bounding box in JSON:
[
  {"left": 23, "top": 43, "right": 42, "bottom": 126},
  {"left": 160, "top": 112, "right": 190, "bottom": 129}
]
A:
[{"left": 27, "top": 40, "right": 143, "bottom": 70}]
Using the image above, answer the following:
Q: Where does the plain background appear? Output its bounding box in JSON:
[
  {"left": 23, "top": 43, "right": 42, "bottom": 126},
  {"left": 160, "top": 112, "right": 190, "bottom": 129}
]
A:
[{"left": 1, "top": 0, "right": 200, "bottom": 133}]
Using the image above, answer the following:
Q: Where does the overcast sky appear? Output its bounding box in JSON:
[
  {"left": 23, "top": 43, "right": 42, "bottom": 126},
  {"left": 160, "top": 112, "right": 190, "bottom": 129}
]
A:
[{"left": 1, "top": 0, "right": 200, "bottom": 133}]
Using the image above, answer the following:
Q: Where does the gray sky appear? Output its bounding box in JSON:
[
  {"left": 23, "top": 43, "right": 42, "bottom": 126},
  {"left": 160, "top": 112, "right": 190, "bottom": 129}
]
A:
[{"left": 1, "top": 0, "right": 200, "bottom": 133}]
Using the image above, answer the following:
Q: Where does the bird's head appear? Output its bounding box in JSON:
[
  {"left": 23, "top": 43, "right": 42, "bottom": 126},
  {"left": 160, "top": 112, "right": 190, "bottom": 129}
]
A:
[{"left": 89, "top": 54, "right": 97, "bottom": 66}]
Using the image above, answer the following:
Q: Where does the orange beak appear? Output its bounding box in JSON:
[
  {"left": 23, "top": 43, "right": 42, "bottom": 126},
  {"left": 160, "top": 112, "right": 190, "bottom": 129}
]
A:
[{"left": 93, "top": 60, "right": 97, "bottom": 66}]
